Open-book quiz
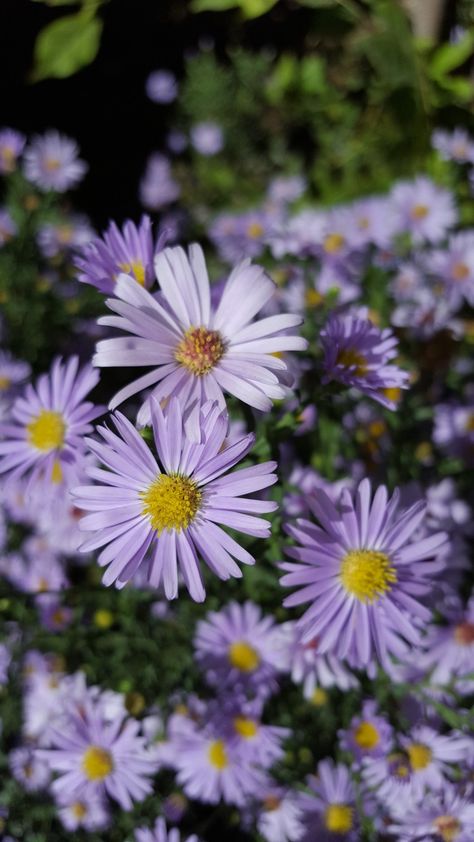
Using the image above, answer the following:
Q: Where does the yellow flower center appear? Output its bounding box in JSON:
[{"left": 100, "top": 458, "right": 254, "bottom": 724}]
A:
[
  {"left": 27, "top": 410, "right": 66, "bottom": 452},
  {"left": 175, "top": 326, "right": 225, "bottom": 376},
  {"left": 0, "top": 376, "right": 11, "bottom": 389},
  {"left": 354, "top": 721, "right": 380, "bottom": 750},
  {"left": 263, "top": 794, "right": 281, "bottom": 811},
  {"left": 1, "top": 146, "right": 16, "bottom": 171},
  {"left": 324, "top": 804, "right": 353, "bottom": 833},
  {"left": 118, "top": 259, "right": 146, "bottom": 286},
  {"left": 411, "top": 204, "right": 429, "bottom": 220},
  {"left": 141, "top": 474, "right": 202, "bottom": 534},
  {"left": 407, "top": 742, "right": 432, "bottom": 771},
  {"left": 45, "top": 157, "right": 61, "bottom": 172},
  {"left": 340, "top": 549, "right": 397, "bottom": 603},
  {"left": 71, "top": 802, "right": 87, "bottom": 820},
  {"left": 228, "top": 641, "right": 260, "bottom": 672},
  {"left": 247, "top": 222, "right": 264, "bottom": 239},
  {"left": 388, "top": 752, "right": 411, "bottom": 779},
  {"left": 454, "top": 622, "right": 474, "bottom": 645},
  {"left": 382, "top": 386, "right": 402, "bottom": 404},
  {"left": 336, "top": 348, "right": 368, "bottom": 377},
  {"left": 233, "top": 717, "right": 258, "bottom": 739},
  {"left": 208, "top": 739, "right": 229, "bottom": 770},
  {"left": 323, "top": 233, "right": 345, "bottom": 254},
  {"left": 452, "top": 261, "right": 470, "bottom": 281},
  {"left": 433, "top": 815, "right": 461, "bottom": 841},
  {"left": 305, "top": 289, "right": 324, "bottom": 308},
  {"left": 81, "top": 746, "right": 114, "bottom": 781},
  {"left": 311, "top": 688, "right": 328, "bottom": 706}
]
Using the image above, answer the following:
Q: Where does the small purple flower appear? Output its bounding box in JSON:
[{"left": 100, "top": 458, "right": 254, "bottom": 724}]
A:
[
  {"left": 419, "top": 594, "right": 474, "bottom": 686},
  {"left": 0, "top": 208, "right": 17, "bottom": 246},
  {"left": 74, "top": 398, "right": 277, "bottom": 599},
  {"left": 320, "top": 310, "right": 410, "bottom": 409},
  {"left": 388, "top": 787, "right": 474, "bottom": 841},
  {"left": 190, "top": 122, "right": 224, "bottom": 156},
  {"left": 0, "top": 350, "right": 30, "bottom": 394},
  {"left": 140, "top": 153, "right": 181, "bottom": 209},
  {"left": 391, "top": 176, "right": 457, "bottom": 244},
  {"left": 257, "top": 787, "right": 305, "bottom": 842},
  {"left": 56, "top": 792, "right": 109, "bottom": 832},
  {"left": 338, "top": 700, "right": 393, "bottom": 764},
  {"left": 23, "top": 131, "right": 87, "bottom": 192},
  {"left": 0, "top": 128, "right": 25, "bottom": 173},
  {"left": 267, "top": 175, "right": 306, "bottom": 206},
  {"left": 9, "top": 746, "right": 51, "bottom": 792},
  {"left": 298, "top": 760, "right": 360, "bottom": 841},
  {"left": 135, "top": 817, "right": 198, "bottom": 842},
  {"left": 209, "top": 209, "right": 279, "bottom": 264},
  {"left": 37, "top": 216, "right": 94, "bottom": 260},
  {"left": 432, "top": 128, "right": 474, "bottom": 164},
  {"left": 75, "top": 215, "right": 164, "bottom": 293},
  {"left": 433, "top": 402, "right": 474, "bottom": 465},
  {"left": 146, "top": 69, "right": 179, "bottom": 104},
  {"left": 399, "top": 726, "right": 473, "bottom": 796},
  {"left": 280, "top": 478, "right": 447, "bottom": 670},
  {"left": 426, "top": 231, "right": 474, "bottom": 308}
]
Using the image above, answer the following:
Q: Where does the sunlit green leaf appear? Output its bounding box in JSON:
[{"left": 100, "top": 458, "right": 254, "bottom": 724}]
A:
[{"left": 30, "top": 9, "right": 103, "bottom": 82}]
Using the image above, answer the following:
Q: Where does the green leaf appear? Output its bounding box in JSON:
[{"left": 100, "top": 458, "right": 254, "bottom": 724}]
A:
[
  {"left": 191, "top": 0, "right": 240, "bottom": 11},
  {"left": 239, "top": 0, "right": 278, "bottom": 17},
  {"left": 30, "top": 10, "right": 103, "bottom": 82},
  {"left": 430, "top": 30, "right": 474, "bottom": 78}
]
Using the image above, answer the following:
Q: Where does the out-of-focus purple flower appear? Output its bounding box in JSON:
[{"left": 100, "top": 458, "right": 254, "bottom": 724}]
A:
[
  {"left": 75, "top": 215, "right": 164, "bottom": 293},
  {"left": 9, "top": 746, "right": 51, "bottom": 792},
  {"left": 0, "top": 643, "right": 11, "bottom": 686},
  {"left": 278, "top": 621, "right": 358, "bottom": 700},
  {"left": 426, "top": 231, "right": 474, "bottom": 308},
  {"left": 56, "top": 792, "right": 110, "bottom": 832},
  {"left": 38, "top": 599, "right": 73, "bottom": 632},
  {"left": 209, "top": 208, "right": 280, "bottom": 263},
  {"left": 190, "top": 122, "right": 224, "bottom": 156},
  {"left": 257, "top": 786, "right": 305, "bottom": 842},
  {"left": 433, "top": 402, "right": 474, "bottom": 465},
  {"left": 419, "top": 593, "right": 474, "bottom": 687},
  {"left": 391, "top": 286, "right": 459, "bottom": 339},
  {"left": 74, "top": 399, "right": 277, "bottom": 599},
  {"left": 167, "top": 130, "right": 188, "bottom": 154},
  {"left": 338, "top": 700, "right": 393, "bottom": 764},
  {"left": 298, "top": 759, "right": 360, "bottom": 841},
  {"left": 283, "top": 467, "right": 352, "bottom": 520},
  {"left": 0, "top": 208, "right": 17, "bottom": 246},
  {"left": 389, "top": 787, "right": 474, "bottom": 841},
  {"left": 432, "top": 128, "right": 474, "bottom": 164},
  {"left": 320, "top": 310, "right": 410, "bottom": 409},
  {"left": 398, "top": 725, "right": 473, "bottom": 796},
  {"left": 145, "top": 69, "right": 178, "bottom": 104},
  {"left": 280, "top": 478, "right": 447, "bottom": 670},
  {"left": 37, "top": 216, "right": 94, "bottom": 260},
  {"left": 0, "top": 128, "right": 25, "bottom": 173},
  {"left": 140, "top": 153, "right": 181, "bottom": 210},
  {"left": 267, "top": 175, "right": 306, "bottom": 206},
  {"left": 313, "top": 261, "right": 360, "bottom": 306},
  {"left": 0, "top": 350, "right": 30, "bottom": 394},
  {"left": 23, "top": 131, "right": 87, "bottom": 192},
  {"left": 135, "top": 817, "right": 197, "bottom": 842},
  {"left": 391, "top": 176, "right": 457, "bottom": 244},
  {"left": 346, "top": 196, "right": 399, "bottom": 249}
]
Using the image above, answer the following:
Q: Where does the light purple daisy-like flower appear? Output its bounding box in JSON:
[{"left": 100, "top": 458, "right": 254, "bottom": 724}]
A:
[
  {"left": 56, "top": 792, "right": 109, "bottom": 832},
  {"left": 194, "top": 601, "right": 286, "bottom": 696},
  {"left": 94, "top": 243, "right": 306, "bottom": 421},
  {"left": 75, "top": 215, "right": 165, "bottom": 293},
  {"left": 320, "top": 310, "right": 409, "bottom": 410},
  {"left": 23, "top": 131, "right": 87, "bottom": 192},
  {"left": 398, "top": 726, "right": 473, "bottom": 796},
  {"left": 146, "top": 69, "right": 178, "bottom": 104},
  {"left": 391, "top": 176, "right": 457, "bottom": 244},
  {"left": 39, "top": 698, "right": 159, "bottom": 810},
  {"left": 433, "top": 402, "right": 474, "bottom": 465},
  {"left": 135, "top": 817, "right": 198, "bottom": 842},
  {"left": 37, "top": 216, "right": 94, "bottom": 260},
  {"left": 426, "top": 231, "right": 474, "bottom": 308},
  {"left": 74, "top": 398, "right": 277, "bottom": 600},
  {"left": 9, "top": 746, "right": 51, "bottom": 792},
  {"left": 338, "top": 700, "right": 393, "bottom": 764},
  {"left": 389, "top": 787, "right": 474, "bottom": 841},
  {"left": 211, "top": 697, "right": 290, "bottom": 768},
  {"left": 267, "top": 175, "right": 306, "bottom": 206},
  {"left": 0, "top": 208, "right": 17, "bottom": 246},
  {"left": 140, "top": 153, "right": 181, "bottom": 210},
  {"left": 190, "top": 122, "right": 224, "bottom": 156},
  {"left": 362, "top": 750, "right": 418, "bottom": 810},
  {"left": 432, "top": 127, "right": 474, "bottom": 164},
  {"left": 0, "top": 351, "right": 30, "bottom": 394},
  {"left": 0, "top": 356, "right": 102, "bottom": 488},
  {"left": 280, "top": 478, "right": 447, "bottom": 670},
  {"left": 0, "top": 127, "right": 25, "bottom": 173},
  {"left": 257, "top": 786, "right": 305, "bottom": 842},
  {"left": 420, "top": 594, "right": 474, "bottom": 687},
  {"left": 298, "top": 760, "right": 360, "bottom": 841}
]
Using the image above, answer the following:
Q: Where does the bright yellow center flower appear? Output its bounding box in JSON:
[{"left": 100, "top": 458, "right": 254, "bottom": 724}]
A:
[
  {"left": 175, "top": 326, "right": 225, "bottom": 376},
  {"left": 118, "top": 259, "right": 146, "bottom": 286},
  {"left": 81, "top": 746, "right": 114, "bottom": 781},
  {"left": 208, "top": 739, "right": 229, "bottom": 770},
  {"left": 233, "top": 717, "right": 258, "bottom": 739},
  {"left": 324, "top": 804, "right": 353, "bottom": 833},
  {"left": 340, "top": 549, "right": 397, "bottom": 603},
  {"left": 407, "top": 742, "right": 432, "bottom": 771},
  {"left": 141, "top": 474, "right": 202, "bottom": 534},
  {"left": 433, "top": 815, "right": 461, "bottom": 841},
  {"left": 247, "top": 222, "right": 264, "bottom": 239},
  {"left": 45, "top": 157, "right": 61, "bottom": 171},
  {"left": 27, "top": 410, "right": 66, "bottom": 452},
  {"left": 336, "top": 348, "right": 368, "bottom": 377},
  {"left": 228, "top": 641, "right": 260, "bottom": 672},
  {"left": 323, "top": 233, "right": 345, "bottom": 254},
  {"left": 354, "top": 721, "right": 380, "bottom": 750},
  {"left": 71, "top": 802, "right": 87, "bottom": 819},
  {"left": 311, "top": 688, "right": 328, "bottom": 706},
  {"left": 411, "top": 204, "right": 429, "bottom": 220}
]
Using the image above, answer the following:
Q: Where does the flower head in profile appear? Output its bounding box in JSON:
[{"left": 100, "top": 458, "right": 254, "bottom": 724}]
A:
[
  {"left": 94, "top": 243, "right": 307, "bottom": 422},
  {"left": 298, "top": 759, "right": 360, "bottom": 841},
  {"left": 280, "top": 478, "right": 447, "bottom": 669},
  {"left": 320, "top": 311, "right": 409, "bottom": 409},
  {"left": 0, "top": 127, "right": 25, "bottom": 173},
  {"left": 74, "top": 398, "right": 277, "bottom": 600},
  {"left": 0, "top": 357, "right": 102, "bottom": 488},
  {"left": 75, "top": 216, "right": 166, "bottom": 293},
  {"left": 23, "top": 130, "right": 87, "bottom": 192}
]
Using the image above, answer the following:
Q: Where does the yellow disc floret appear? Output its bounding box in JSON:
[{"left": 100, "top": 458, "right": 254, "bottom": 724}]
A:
[
  {"left": 407, "top": 742, "right": 432, "bottom": 771},
  {"left": 118, "top": 259, "right": 146, "bottom": 286},
  {"left": 27, "top": 410, "right": 66, "bottom": 452},
  {"left": 175, "top": 326, "right": 225, "bottom": 376},
  {"left": 340, "top": 549, "right": 397, "bottom": 603},
  {"left": 411, "top": 204, "right": 429, "bottom": 220},
  {"left": 354, "top": 721, "right": 380, "bottom": 750},
  {"left": 324, "top": 804, "right": 354, "bottom": 833},
  {"left": 81, "top": 746, "right": 114, "bottom": 781},
  {"left": 433, "top": 815, "right": 461, "bottom": 841},
  {"left": 233, "top": 717, "right": 258, "bottom": 739},
  {"left": 323, "top": 233, "right": 345, "bottom": 254},
  {"left": 141, "top": 474, "right": 202, "bottom": 534},
  {"left": 71, "top": 802, "right": 87, "bottom": 819},
  {"left": 336, "top": 348, "right": 368, "bottom": 377},
  {"left": 228, "top": 641, "right": 260, "bottom": 672},
  {"left": 208, "top": 739, "right": 229, "bottom": 770}
]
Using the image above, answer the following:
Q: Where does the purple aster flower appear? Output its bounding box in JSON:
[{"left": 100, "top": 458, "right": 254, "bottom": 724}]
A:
[
  {"left": 419, "top": 594, "right": 474, "bottom": 687},
  {"left": 38, "top": 598, "right": 73, "bottom": 632},
  {"left": 0, "top": 350, "right": 30, "bottom": 394},
  {"left": 135, "top": 817, "right": 197, "bottom": 842},
  {"left": 167, "top": 130, "right": 188, "bottom": 154},
  {"left": 269, "top": 209, "right": 326, "bottom": 259},
  {"left": 267, "top": 175, "right": 306, "bottom": 206},
  {"left": 338, "top": 700, "right": 393, "bottom": 764},
  {"left": 314, "top": 261, "right": 360, "bottom": 306},
  {"left": 23, "top": 131, "right": 87, "bottom": 192},
  {"left": 74, "top": 398, "right": 277, "bottom": 599},
  {"left": 391, "top": 286, "right": 458, "bottom": 339},
  {"left": 433, "top": 402, "right": 474, "bottom": 465},
  {"left": 398, "top": 725, "right": 473, "bottom": 796},
  {"left": 0, "top": 208, "right": 17, "bottom": 246},
  {"left": 361, "top": 750, "right": 419, "bottom": 810},
  {"left": 280, "top": 478, "right": 447, "bottom": 670},
  {"left": 9, "top": 746, "right": 51, "bottom": 792},
  {"left": 388, "top": 787, "right": 474, "bottom": 841},
  {"left": 94, "top": 244, "right": 306, "bottom": 421},
  {"left": 257, "top": 787, "right": 305, "bottom": 842},
  {"left": 0, "top": 356, "right": 102, "bottom": 489},
  {"left": 426, "top": 232, "right": 474, "bottom": 308},
  {"left": 194, "top": 601, "right": 286, "bottom": 697},
  {"left": 140, "top": 153, "right": 181, "bottom": 210},
  {"left": 298, "top": 760, "right": 360, "bottom": 841},
  {"left": 279, "top": 621, "right": 358, "bottom": 701},
  {"left": 320, "top": 310, "right": 410, "bottom": 409},
  {"left": 0, "top": 128, "right": 25, "bottom": 173},
  {"left": 432, "top": 128, "right": 474, "bottom": 164},
  {"left": 190, "top": 121, "right": 224, "bottom": 156},
  {"left": 39, "top": 697, "right": 159, "bottom": 810},
  {"left": 346, "top": 196, "right": 399, "bottom": 249},
  {"left": 390, "top": 176, "right": 457, "bottom": 244},
  {"left": 75, "top": 215, "right": 165, "bottom": 293},
  {"left": 209, "top": 208, "right": 280, "bottom": 264},
  {"left": 56, "top": 792, "right": 109, "bottom": 832},
  {"left": 37, "top": 216, "right": 94, "bottom": 260},
  {"left": 145, "top": 69, "right": 178, "bottom": 103}
]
